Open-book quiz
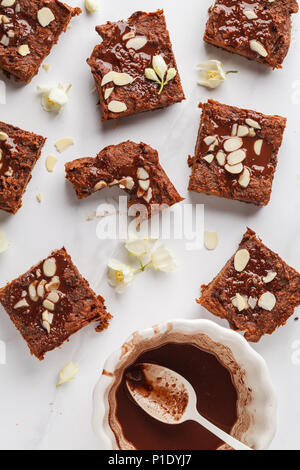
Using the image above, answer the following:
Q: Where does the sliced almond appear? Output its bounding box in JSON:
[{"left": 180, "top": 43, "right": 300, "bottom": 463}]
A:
[
  {"left": 203, "top": 154, "right": 214, "bottom": 163},
  {"left": 0, "top": 34, "right": 9, "bottom": 46},
  {"left": 254, "top": 139, "right": 263, "bottom": 156},
  {"left": 14, "top": 298, "right": 29, "bottom": 309},
  {"left": 204, "top": 136, "right": 216, "bottom": 146},
  {"left": 263, "top": 271, "right": 277, "bottom": 283},
  {"left": 139, "top": 179, "right": 150, "bottom": 191},
  {"left": 225, "top": 162, "right": 243, "bottom": 174},
  {"left": 227, "top": 149, "right": 246, "bottom": 165},
  {"left": 42, "top": 63, "right": 50, "bottom": 72},
  {"left": 101, "top": 71, "right": 115, "bottom": 86},
  {"left": 216, "top": 150, "right": 226, "bottom": 166},
  {"left": 126, "top": 36, "right": 147, "bottom": 50},
  {"left": 248, "top": 127, "right": 256, "bottom": 136},
  {"left": 55, "top": 138, "right": 74, "bottom": 153},
  {"left": 104, "top": 87, "right": 114, "bottom": 100},
  {"left": 143, "top": 187, "right": 152, "bottom": 203},
  {"left": 248, "top": 297, "right": 257, "bottom": 309},
  {"left": 245, "top": 118, "right": 261, "bottom": 129},
  {"left": 108, "top": 100, "right": 127, "bottom": 113},
  {"left": 249, "top": 39, "right": 268, "bottom": 57},
  {"left": 0, "top": 132, "right": 8, "bottom": 141},
  {"left": 37, "top": 7, "right": 55, "bottom": 27},
  {"left": 137, "top": 168, "right": 149, "bottom": 180},
  {"left": 237, "top": 125, "right": 249, "bottom": 137},
  {"left": 45, "top": 276, "right": 60, "bottom": 292},
  {"left": 231, "top": 124, "right": 237, "bottom": 136},
  {"left": 1, "top": 15, "right": 10, "bottom": 23},
  {"left": 18, "top": 44, "right": 30, "bottom": 56},
  {"left": 238, "top": 168, "right": 250, "bottom": 188},
  {"left": 94, "top": 180, "right": 107, "bottom": 191},
  {"left": 37, "top": 280, "right": 47, "bottom": 297},
  {"left": 7, "top": 30, "right": 14, "bottom": 38},
  {"left": 47, "top": 292, "right": 59, "bottom": 303},
  {"left": 42, "top": 310, "right": 50, "bottom": 322},
  {"left": 4, "top": 167, "right": 12, "bottom": 176},
  {"left": 204, "top": 231, "right": 218, "bottom": 250},
  {"left": 43, "top": 299, "right": 55, "bottom": 311},
  {"left": 209, "top": 140, "right": 218, "bottom": 151},
  {"left": 29, "top": 281, "right": 38, "bottom": 302},
  {"left": 258, "top": 292, "right": 276, "bottom": 311},
  {"left": 122, "top": 31, "right": 135, "bottom": 41},
  {"left": 244, "top": 10, "right": 258, "bottom": 20},
  {"left": 112, "top": 72, "right": 135, "bottom": 86},
  {"left": 232, "top": 293, "right": 248, "bottom": 311},
  {"left": 234, "top": 249, "right": 250, "bottom": 272},
  {"left": 43, "top": 258, "right": 57, "bottom": 277},
  {"left": 36, "top": 192, "right": 42, "bottom": 203},
  {"left": 42, "top": 320, "right": 51, "bottom": 334},
  {"left": 120, "top": 176, "right": 134, "bottom": 190},
  {"left": 1, "top": 0, "right": 15, "bottom": 6},
  {"left": 46, "top": 155, "right": 58, "bottom": 172},
  {"left": 223, "top": 137, "right": 243, "bottom": 152}
]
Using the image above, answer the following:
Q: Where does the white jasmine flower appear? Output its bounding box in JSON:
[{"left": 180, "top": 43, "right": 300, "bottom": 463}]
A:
[
  {"left": 196, "top": 60, "right": 237, "bottom": 89},
  {"left": 85, "top": 0, "right": 99, "bottom": 13},
  {"left": 0, "top": 227, "right": 8, "bottom": 253},
  {"left": 107, "top": 259, "right": 135, "bottom": 293},
  {"left": 37, "top": 83, "right": 71, "bottom": 113},
  {"left": 56, "top": 362, "right": 79, "bottom": 387},
  {"left": 125, "top": 238, "right": 157, "bottom": 258},
  {"left": 151, "top": 245, "right": 177, "bottom": 272},
  {"left": 145, "top": 55, "right": 177, "bottom": 94}
]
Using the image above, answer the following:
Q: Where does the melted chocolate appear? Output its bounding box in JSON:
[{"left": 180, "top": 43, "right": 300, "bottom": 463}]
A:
[
  {"left": 210, "top": 0, "right": 273, "bottom": 57},
  {"left": 0, "top": 4, "right": 38, "bottom": 47},
  {"left": 113, "top": 342, "right": 238, "bottom": 450}
]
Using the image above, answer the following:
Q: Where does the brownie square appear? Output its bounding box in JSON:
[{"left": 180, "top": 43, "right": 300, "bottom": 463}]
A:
[
  {"left": 188, "top": 100, "right": 286, "bottom": 206},
  {"left": 198, "top": 228, "right": 300, "bottom": 342},
  {"left": 87, "top": 9, "right": 185, "bottom": 122},
  {"left": 0, "top": 121, "right": 46, "bottom": 214},
  {"left": 0, "top": 247, "right": 111, "bottom": 360},
  {"left": 203, "top": 0, "right": 298, "bottom": 69},
  {"left": 65, "top": 141, "right": 183, "bottom": 219},
  {"left": 0, "top": 0, "right": 81, "bottom": 83}
]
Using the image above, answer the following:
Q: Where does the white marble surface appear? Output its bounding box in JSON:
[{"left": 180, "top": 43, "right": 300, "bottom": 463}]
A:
[{"left": 0, "top": 0, "right": 300, "bottom": 450}]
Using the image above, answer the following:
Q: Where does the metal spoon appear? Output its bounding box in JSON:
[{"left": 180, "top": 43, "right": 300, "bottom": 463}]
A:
[{"left": 126, "top": 363, "right": 252, "bottom": 451}]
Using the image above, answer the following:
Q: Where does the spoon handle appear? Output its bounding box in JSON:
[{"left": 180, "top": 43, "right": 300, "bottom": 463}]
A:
[{"left": 193, "top": 412, "right": 252, "bottom": 451}]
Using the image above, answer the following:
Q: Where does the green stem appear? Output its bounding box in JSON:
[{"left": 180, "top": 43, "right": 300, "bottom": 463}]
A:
[
  {"left": 226, "top": 70, "right": 238, "bottom": 75},
  {"left": 158, "top": 80, "right": 165, "bottom": 95}
]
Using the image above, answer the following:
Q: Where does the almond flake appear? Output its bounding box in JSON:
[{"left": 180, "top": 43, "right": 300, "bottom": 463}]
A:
[
  {"left": 37, "top": 280, "right": 47, "bottom": 298},
  {"left": 237, "top": 125, "right": 249, "bottom": 137},
  {"left": 42, "top": 310, "right": 50, "bottom": 322},
  {"left": 122, "top": 31, "right": 135, "bottom": 41},
  {"left": 231, "top": 124, "right": 238, "bottom": 136},
  {"left": 42, "top": 63, "right": 50, "bottom": 72},
  {"left": 47, "top": 292, "right": 59, "bottom": 303},
  {"left": 258, "top": 292, "right": 276, "bottom": 311},
  {"left": 1, "top": 0, "right": 15, "bottom": 6},
  {"left": 45, "top": 154, "right": 58, "bottom": 172},
  {"left": 204, "top": 231, "right": 218, "bottom": 250},
  {"left": 234, "top": 249, "right": 250, "bottom": 272},
  {"left": 248, "top": 297, "right": 257, "bottom": 309},
  {"left": 224, "top": 162, "right": 243, "bottom": 174},
  {"left": 232, "top": 293, "right": 248, "bottom": 312},
  {"left": 42, "top": 320, "right": 51, "bottom": 334},
  {"left": 248, "top": 127, "right": 256, "bottom": 136},
  {"left": 139, "top": 179, "right": 150, "bottom": 191},
  {"left": 108, "top": 100, "right": 127, "bottom": 113},
  {"left": 203, "top": 154, "right": 214, "bottom": 163},
  {"left": 254, "top": 139, "right": 263, "bottom": 156},
  {"left": 238, "top": 168, "right": 250, "bottom": 188},
  {"left": 101, "top": 71, "right": 115, "bottom": 86},
  {"left": 223, "top": 137, "right": 243, "bottom": 152},
  {"left": 0, "top": 131, "right": 8, "bottom": 141},
  {"left": 37, "top": 7, "right": 55, "bottom": 27},
  {"left": 29, "top": 281, "right": 38, "bottom": 302},
  {"left": 126, "top": 36, "right": 147, "bottom": 51},
  {"left": 246, "top": 117, "right": 261, "bottom": 130},
  {"left": 14, "top": 298, "right": 29, "bottom": 309},
  {"left": 204, "top": 136, "right": 216, "bottom": 146},
  {"left": 104, "top": 87, "right": 114, "bottom": 100},
  {"left": 121, "top": 176, "right": 134, "bottom": 190},
  {"left": 0, "top": 34, "right": 9, "bottom": 46},
  {"left": 43, "top": 299, "right": 55, "bottom": 311},
  {"left": 263, "top": 271, "right": 277, "bottom": 283},
  {"left": 143, "top": 187, "right": 152, "bottom": 203},
  {"left": 249, "top": 39, "right": 268, "bottom": 57},
  {"left": 227, "top": 149, "right": 246, "bottom": 165},
  {"left": 112, "top": 72, "right": 135, "bottom": 86},
  {"left": 94, "top": 180, "right": 107, "bottom": 191},
  {"left": 216, "top": 150, "right": 226, "bottom": 166},
  {"left": 18, "top": 44, "right": 30, "bottom": 56},
  {"left": 43, "top": 258, "right": 57, "bottom": 277},
  {"left": 45, "top": 276, "right": 60, "bottom": 292},
  {"left": 137, "top": 168, "right": 149, "bottom": 180},
  {"left": 244, "top": 10, "right": 258, "bottom": 20},
  {"left": 55, "top": 137, "right": 74, "bottom": 153}
]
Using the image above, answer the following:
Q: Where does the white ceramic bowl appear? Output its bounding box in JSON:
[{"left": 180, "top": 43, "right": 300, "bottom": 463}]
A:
[{"left": 92, "top": 319, "right": 277, "bottom": 450}]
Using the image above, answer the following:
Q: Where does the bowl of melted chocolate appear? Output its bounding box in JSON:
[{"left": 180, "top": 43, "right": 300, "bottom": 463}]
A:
[{"left": 93, "top": 319, "right": 277, "bottom": 450}]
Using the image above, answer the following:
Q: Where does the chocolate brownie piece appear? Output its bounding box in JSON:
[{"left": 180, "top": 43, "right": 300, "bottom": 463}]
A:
[
  {"left": 65, "top": 141, "right": 183, "bottom": 219},
  {"left": 198, "top": 228, "right": 300, "bottom": 342},
  {"left": 0, "top": 121, "right": 46, "bottom": 214},
  {"left": 0, "top": 247, "right": 111, "bottom": 360},
  {"left": 203, "top": 0, "right": 298, "bottom": 68},
  {"left": 0, "top": 0, "right": 81, "bottom": 83},
  {"left": 188, "top": 100, "right": 286, "bottom": 206},
  {"left": 87, "top": 9, "right": 185, "bottom": 122}
]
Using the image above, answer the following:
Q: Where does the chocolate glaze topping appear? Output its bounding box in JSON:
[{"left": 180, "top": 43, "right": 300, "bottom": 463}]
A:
[{"left": 113, "top": 342, "right": 238, "bottom": 450}]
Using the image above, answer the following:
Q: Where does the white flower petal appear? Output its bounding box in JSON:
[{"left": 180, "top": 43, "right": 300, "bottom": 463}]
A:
[
  {"left": 151, "top": 245, "right": 177, "bottom": 272},
  {"left": 107, "top": 259, "right": 135, "bottom": 293},
  {"left": 152, "top": 55, "right": 167, "bottom": 81},
  {"left": 145, "top": 68, "right": 160, "bottom": 82},
  {"left": 56, "top": 362, "right": 79, "bottom": 387},
  {"left": 196, "top": 60, "right": 227, "bottom": 89},
  {"left": 125, "top": 238, "right": 157, "bottom": 258},
  {"left": 166, "top": 67, "right": 177, "bottom": 82},
  {"left": 38, "top": 83, "right": 70, "bottom": 113}
]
